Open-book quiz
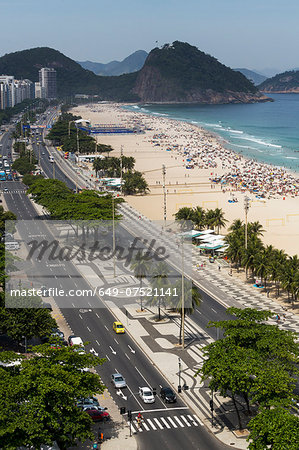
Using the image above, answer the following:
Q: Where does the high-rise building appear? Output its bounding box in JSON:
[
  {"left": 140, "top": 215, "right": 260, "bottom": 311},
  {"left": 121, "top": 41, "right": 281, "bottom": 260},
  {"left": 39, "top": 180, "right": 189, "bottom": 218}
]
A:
[
  {"left": 39, "top": 67, "right": 57, "bottom": 99},
  {"left": 0, "top": 75, "right": 34, "bottom": 110}
]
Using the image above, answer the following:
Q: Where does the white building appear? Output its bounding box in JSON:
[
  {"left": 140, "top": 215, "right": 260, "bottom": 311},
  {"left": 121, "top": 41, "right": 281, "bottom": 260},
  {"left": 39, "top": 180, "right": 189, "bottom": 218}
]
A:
[
  {"left": 39, "top": 67, "right": 57, "bottom": 99},
  {"left": 0, "top": 75, "right": 34, "bottom": 109}
]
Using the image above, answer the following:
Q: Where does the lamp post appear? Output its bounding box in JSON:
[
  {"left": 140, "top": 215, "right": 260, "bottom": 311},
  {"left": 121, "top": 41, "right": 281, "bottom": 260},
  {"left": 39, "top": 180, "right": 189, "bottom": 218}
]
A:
[
  {"left": 178, "top": 357, "right": 182, "bottom": 393},
  {"left": 162, "top": 164, "right": 166, "bottom": 229},
  {"left": 181, "top": 240, "right": 185, "bottom": 349},
  {"left": 112, "top": 194, "right": 116, "bottom": 278},
  {"left": 120, "top": 145, "right": 123, "bottom": 194},
  {"left": 244, "top": 196, "right": 250, "bottom": 250}
]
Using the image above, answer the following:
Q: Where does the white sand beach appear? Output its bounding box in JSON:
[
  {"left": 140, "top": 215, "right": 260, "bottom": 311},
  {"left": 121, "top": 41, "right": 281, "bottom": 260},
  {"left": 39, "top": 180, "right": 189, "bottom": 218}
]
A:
[{"left": 70, "top": 103, "right": 299, "bottom": 256}]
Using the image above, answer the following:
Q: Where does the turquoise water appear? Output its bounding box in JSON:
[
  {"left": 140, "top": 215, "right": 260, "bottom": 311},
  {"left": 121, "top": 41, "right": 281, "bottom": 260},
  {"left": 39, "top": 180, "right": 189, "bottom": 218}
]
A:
[{"left": 126, "top": 94, "right": 299, "bottom": 173}]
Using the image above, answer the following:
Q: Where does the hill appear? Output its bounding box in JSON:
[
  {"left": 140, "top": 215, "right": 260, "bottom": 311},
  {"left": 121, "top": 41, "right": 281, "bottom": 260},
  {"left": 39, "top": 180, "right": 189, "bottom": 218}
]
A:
[
  {"left": 0, "top": 43, "right": 270, "bottom": 104},
  {"left": 233, "top": 68, "right": 267, "bottom": 86},
  {"left": 132, "top": 42, "right": 270, "bottom": 103},
  {"left": 78, "top": 50, "right": 148, "bottom": 76},
  {"left": 259, "top": 70, "right": 299, "bottom": 93}
]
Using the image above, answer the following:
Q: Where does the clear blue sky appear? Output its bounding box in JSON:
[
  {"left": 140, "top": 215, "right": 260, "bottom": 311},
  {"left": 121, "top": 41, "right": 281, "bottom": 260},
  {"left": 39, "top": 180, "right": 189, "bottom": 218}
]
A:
[{"left": 1, "top": 0, "right": 298, "bottom": 74}]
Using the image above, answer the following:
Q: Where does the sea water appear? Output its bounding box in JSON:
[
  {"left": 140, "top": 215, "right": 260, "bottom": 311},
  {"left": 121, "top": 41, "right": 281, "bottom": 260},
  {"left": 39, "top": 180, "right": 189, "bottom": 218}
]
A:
[{"left": 126, "top": 94, "right": 299, "bottom": 173}]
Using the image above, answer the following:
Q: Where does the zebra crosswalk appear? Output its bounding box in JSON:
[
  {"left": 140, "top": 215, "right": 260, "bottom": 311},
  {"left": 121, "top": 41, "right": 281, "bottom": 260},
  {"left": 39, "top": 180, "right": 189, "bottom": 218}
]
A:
[
  {"left": 3, "top": 190, "right": 27, "bottom": 194},
  {"left": 128, "top": 413, "right": 203, "bottom": 433}
]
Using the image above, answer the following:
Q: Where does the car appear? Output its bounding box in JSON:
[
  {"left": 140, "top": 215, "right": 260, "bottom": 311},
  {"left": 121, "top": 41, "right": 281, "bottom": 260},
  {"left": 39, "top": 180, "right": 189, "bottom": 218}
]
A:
[
  {"left": 40, "top": 285, "right": 49, "bottom": 297},
  {"left": 3, "top": 187, "right": 8, "bottom": 193},
  {"left": 68, "top": 335, "right": 84, "bottom": 346},
  {"left": 85, "top": 408, "right": 110, "bottom": 422},
  {"left": 76, "top": 397, "right": 100, "bottom": 408},
  {"left": 111, "top": 373, "right": 127, "bottom": 389},
  {"left": 160, "top": 387, "right": 177, "bottom": 403},
  {"left": 138, "top": 386, "right": 155, "bottom": 404},
  {"left": 82, "top": 405, "right": 107, "bottom": 412},
  {"left": 51, "top": 328, "right": 64, "bottom": 340},
  {"left": 113, "top": 321, "right": 125, "bottom": 334}
]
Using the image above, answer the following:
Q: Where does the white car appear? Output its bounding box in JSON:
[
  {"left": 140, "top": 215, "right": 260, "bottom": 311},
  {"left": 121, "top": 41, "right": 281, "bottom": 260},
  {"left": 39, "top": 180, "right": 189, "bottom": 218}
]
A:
[{"left": 138, "top": 386, "right": 155, "bottom": 404}]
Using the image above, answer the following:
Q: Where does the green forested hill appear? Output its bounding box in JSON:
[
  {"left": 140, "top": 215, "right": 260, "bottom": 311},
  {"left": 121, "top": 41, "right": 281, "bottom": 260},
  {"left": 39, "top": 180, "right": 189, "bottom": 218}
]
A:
[{"left": 0, "top": 43, "right": 268, "bottom": 103}]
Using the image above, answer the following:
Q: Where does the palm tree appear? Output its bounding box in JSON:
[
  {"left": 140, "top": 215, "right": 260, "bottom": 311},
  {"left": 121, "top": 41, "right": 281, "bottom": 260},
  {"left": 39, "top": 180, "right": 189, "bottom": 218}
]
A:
[
  {"left": 248, "top": 221, "right": 265, "bottom": 237},
  {"left": 130, "top": 251, "right": 152, "bottom": 311},
  {"left": 172, "top": 281, "right": 201, "bottom": 345},
  {"left": 253, "top": 250, "right": 270, "bottom": 287},
  {"left": 204, "top": 209, "right": 217, "bottom": 230},
  {"left": 212, "top": 208, "right": 228, "bottom": 234},
  {"left": 228, "top": 219, "right": 244, "bottom": 233},
  {"left": 174, "top": 207, "right": 194, "bottom": 230},
  {"left": 192, "top": 206, "right": 205, "bottom": 230},
  {"left": 147, "top": 262, "right": 171, "bottom": 320}
]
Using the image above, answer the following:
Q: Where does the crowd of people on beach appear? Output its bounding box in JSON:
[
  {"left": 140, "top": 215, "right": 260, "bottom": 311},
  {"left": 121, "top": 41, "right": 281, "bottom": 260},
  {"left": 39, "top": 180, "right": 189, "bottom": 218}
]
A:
[{"left": 81, "top": 104, "right": 299, "bottom": 198}]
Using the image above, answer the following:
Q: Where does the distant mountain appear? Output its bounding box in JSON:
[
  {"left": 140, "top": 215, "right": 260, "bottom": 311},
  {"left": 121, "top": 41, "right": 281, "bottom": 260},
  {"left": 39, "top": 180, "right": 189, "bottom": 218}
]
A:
[
  {"left": 259, "top": 70, "right": 299, "bottom": 93},
  {"left": 78, "top": 50, "right": 148, "bottom": 76},
  {"left": 233, "top": 68, "right": 267, "bottom": 86},
  {"left": 0, "top": 43, "right": 271, "bottom": 104},
  {"left": 132, "top": 41, "right": 270, "bottom": 103},
  {"left": 0, "top": 47, "right": 102, "bottom": 97}
]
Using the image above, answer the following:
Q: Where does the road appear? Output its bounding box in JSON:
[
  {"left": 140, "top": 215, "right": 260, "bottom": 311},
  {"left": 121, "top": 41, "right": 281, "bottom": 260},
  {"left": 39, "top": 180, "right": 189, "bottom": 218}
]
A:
[{"left": 1, "top": 120, "right": 231, "bottom": 450}]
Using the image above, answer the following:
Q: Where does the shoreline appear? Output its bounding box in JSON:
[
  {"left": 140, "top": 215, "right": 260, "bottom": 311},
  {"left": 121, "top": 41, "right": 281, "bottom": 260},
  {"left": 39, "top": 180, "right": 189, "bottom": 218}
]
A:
[{"left": 70, "top": 102, "right": 299, "bottom": 256}]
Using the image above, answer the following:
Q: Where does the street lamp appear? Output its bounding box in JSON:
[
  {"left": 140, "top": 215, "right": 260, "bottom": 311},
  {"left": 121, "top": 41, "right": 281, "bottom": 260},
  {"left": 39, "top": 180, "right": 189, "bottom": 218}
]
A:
[
  {"left": 244, "top": 196, "right": 250, "bottom": 250},
  {"left": 178, "top": 357, "right": 182, "bottom": 393}
]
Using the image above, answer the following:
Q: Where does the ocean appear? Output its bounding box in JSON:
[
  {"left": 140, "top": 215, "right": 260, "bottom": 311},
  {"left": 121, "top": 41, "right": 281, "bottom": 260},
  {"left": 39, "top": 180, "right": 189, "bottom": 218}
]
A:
[{"left": 126, "top": 94, "right": 299, "bottom": 173}]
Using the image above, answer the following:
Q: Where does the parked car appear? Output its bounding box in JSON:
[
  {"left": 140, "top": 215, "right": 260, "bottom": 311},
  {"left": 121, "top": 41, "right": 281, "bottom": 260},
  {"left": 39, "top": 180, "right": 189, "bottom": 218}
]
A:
[
  {"left": 68, "top": 335, "right": 84, "bottom": 346},
  {"left": 76, "top": 397, "right": 100, "bottom": 409},
  {"left": 138, "top": 386, "right": 155, "bottom": 404},
  {"left": 51, "top": 328, "right": 64, "bottom": 340},
  {"left": 40, "top": 286, "right": 49, "bottom": 297},
  {"left": 160, "top": 387, "right": 177, "bottom": 403},
  {"left": 85, "top": 408, "right": 110, "bottom": 422},
  {"left": 111, "top": 373, "right": 127, "bottom": 389},
  {"left": 113, "top": 321, "right": 125, "bottom": 334}
]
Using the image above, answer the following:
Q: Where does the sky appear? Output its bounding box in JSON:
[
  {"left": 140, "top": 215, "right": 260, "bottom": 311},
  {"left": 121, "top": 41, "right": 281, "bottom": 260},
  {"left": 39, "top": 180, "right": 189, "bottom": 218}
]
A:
[{"left": 1, "top": 0, "right": 299, "bottom": 75}]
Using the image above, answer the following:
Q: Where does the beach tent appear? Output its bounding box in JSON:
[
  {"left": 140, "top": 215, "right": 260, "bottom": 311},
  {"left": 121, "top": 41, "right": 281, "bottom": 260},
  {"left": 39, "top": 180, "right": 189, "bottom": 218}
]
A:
[{"left": 179, "top": 230, "right": 202, "bottom": 238}]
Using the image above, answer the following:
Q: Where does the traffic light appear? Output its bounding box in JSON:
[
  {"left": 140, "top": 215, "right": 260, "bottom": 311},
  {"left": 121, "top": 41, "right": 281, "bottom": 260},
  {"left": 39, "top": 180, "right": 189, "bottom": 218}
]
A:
[
  {"left": 178, "top": 385, "right": 182, "bottom": 393},
  {"left": 120, "top": 407, "right": 126, "bottom": 415},
  {"left": 153, "top": 388, "right": 157, "bottom": 396},
  {"left": 183, "top": 384, "right": 189, "bottom": 391}
]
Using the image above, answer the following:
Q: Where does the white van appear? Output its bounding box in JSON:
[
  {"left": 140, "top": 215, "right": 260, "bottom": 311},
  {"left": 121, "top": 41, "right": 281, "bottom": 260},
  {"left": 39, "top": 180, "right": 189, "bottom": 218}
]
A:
[{"left": 49, "top": 155, "right": 54, "bottom": 163}]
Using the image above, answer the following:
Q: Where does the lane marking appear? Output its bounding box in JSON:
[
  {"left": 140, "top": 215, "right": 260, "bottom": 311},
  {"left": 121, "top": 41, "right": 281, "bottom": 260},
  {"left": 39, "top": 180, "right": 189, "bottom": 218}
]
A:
[
  {"left": 211, "top": 308, "right": 217, "bottom": 314},
  {"left": 125, "top": 353, "right": 130, "bottom": 360},
  {"left": 126, "top": 385, "right": 144, "bottom": 410},
  {"left": 142, "top": 421, "right": 150, "bottom": 431},
  {"left": 79, "top": 314, "right": 83, "bottom": 320},
  {"left": 193, "top": 414, "right": 203, "bottom": 426},
  {"left": 87, "top": 326, "right": 91, "bottom": 332},
  {"left": 173, "top": 416, "right": 184, "bottom": 427},
  {"left": 95, "top": 312, "right": 100, "bottom": 318},
  {"left": 166, "top": 417, "right": 178, "bottom": 428},
  {"left": 96, "top": 340, "right": 100, "bottom": 346},
  {"left": 181, "top": 415, "right": 191, "bottom": 427},
  {"left": 131, "top": 407, "right": 188, "bottom": 414},
  {"left": 104, "top": 325, "right": 108, "bottom": 331},
  {"left": 146, "top": 419, "right": 157, "bottom": 430},
  {"left": 114, "top": 338, "right": 119, "bottom": 344},
  {"left": 160, "top": 417, "right": 171, "bottom": 429},
  {"left": 153, "top": 418, "right": 164, "bottom": 430},
  {"left": 105, "top": 354, "right": 110, "bottom": 361},
  {"left": 187, "top": 414, "right": 198, "bottom": 426}
]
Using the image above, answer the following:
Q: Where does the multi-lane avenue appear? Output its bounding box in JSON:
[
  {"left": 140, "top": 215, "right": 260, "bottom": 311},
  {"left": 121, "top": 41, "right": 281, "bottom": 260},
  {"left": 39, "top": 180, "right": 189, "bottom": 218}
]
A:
[{"left": 1, "top": 116, "right": 231, "bottom": 449}]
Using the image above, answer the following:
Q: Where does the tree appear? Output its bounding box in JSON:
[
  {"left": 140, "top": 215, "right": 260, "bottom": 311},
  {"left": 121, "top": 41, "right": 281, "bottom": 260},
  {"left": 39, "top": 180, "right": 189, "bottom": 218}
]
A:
[
  {"left": 212, "top": 208, "right": 227, "bottom": 234},
  {"left": 122, "top": 171, "right": 149, "bottom": 195},
  {"left": 130, "top": 251, "right": 152, "bottom": 311},
  {"left": 148, "top": 261, "right": 171, "bottom": 320},
  {"left": 173, "top": 281, "right": 201, "bottom": 345},
  {"left": 1, "top": 293, "right": 57, "bottom": 346},
  {"left": 174, "top": 206, "right": 193, "bottom": 230},
  {"left": 0, "top": 342, "right": 106, "bottom": 449},
  {"left": 192, "top": 206, "right": 205, "bottom": 230},
  {"left": 247, "top": 407, "right": 299, "bottom": 450}
]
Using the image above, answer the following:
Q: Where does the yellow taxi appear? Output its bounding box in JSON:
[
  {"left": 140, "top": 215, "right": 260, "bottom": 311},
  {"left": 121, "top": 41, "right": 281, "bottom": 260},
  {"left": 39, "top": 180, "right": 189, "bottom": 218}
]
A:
[{"left": 113, "top": 321, "right": 125, "bottom": 334}]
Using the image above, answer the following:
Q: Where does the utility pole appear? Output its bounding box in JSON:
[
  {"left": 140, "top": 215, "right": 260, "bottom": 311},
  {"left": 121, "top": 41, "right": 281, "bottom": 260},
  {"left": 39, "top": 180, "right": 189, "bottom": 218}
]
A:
[
  {"left": 76, "top": 126, "right": 80, "bottom": 159},
  {"left": 112, "top": 195, "right": 116, "bottom": 278},
  {"left": 244, "top": 196, "right": 250, "bottom": 249},
  {"left": 120, "top": 145, "right": 123, "bottom": 193},
  {"left": 162, "top": 164, "right": 166, "bottom": 228},
  {"left": 181, "top": 237, "right": 185, "bottom": 349},
  {"left": 178, "top": 357, "right": 182, "bottom": 393},
  {"left": 53, "top": 161, "right": 55, "bottom": 179}
]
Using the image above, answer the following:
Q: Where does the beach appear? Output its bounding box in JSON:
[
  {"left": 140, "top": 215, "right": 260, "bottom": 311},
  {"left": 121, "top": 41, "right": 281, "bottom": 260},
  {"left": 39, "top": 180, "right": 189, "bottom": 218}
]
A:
[{"left": 70, "top": 103, "right": 299, "bottom": 256}]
